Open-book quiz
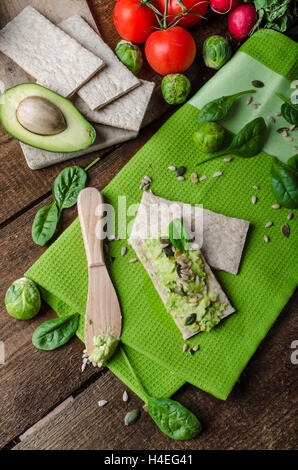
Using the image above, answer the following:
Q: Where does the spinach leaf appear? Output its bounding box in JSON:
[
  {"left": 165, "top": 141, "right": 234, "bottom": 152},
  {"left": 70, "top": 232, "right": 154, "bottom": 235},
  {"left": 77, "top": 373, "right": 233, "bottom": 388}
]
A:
[
  {"left": 221, "top": 117, "right": 267, "bottom": 158},
  {"left": 121, "top": 346, "right": 202, "bottom": 441},
  {"left": 32, "top": 202, "right": 59, "bottom": 247},
  {"left": 53, "top": 166, "right": 87, "bottom": 210},
  {"left": 251, "top": 0, "right": 294, "bottom": 34},
  {"left": 32, "top": 313, "right": 80, "bottom": 351},
  {"left": 270, "top": 157, "right": 298, "bottom": 209},
  {"left": 275, "top": 93, "right": 298, "bottom": 125},
  {"left": 169, "top": 218, "right": 191, "bottom": 251},
  {"left": 197, "top": 90, "right": 256, "bottom": 124},
  {"left": 148, "top": 397, "right": 203, "bottom": 441}
]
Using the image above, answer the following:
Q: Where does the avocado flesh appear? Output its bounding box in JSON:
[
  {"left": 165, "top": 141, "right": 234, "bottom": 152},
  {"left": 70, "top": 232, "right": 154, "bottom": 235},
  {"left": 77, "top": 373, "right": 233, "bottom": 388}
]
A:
[{"left": 0, "top": 83, "right": 96, "bottom": 153}]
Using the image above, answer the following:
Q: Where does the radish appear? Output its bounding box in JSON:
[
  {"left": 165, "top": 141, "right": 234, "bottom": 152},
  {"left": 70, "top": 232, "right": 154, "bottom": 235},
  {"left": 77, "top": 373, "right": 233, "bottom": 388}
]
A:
[
  {"left": 210, "top": 0, "right": 238, "bottom": 14},
  {"left": 228, "top": 4, "right": 258, "bottom": 41}
]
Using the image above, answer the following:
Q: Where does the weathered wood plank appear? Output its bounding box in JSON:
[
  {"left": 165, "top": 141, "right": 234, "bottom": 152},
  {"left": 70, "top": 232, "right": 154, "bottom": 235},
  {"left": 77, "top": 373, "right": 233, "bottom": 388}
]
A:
[{"left": 13, "top": 292, "right": 298, "bottom": 450}]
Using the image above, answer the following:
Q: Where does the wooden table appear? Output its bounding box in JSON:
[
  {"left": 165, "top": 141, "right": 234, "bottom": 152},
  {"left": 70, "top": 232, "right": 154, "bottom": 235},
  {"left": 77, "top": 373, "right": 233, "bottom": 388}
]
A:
[{"left": 0, "top": 0, "right": 297, "bottom": 451}]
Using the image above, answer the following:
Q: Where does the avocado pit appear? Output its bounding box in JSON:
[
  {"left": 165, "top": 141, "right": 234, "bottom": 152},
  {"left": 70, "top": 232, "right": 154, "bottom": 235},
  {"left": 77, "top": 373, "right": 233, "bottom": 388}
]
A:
[{"left": 16, "top": 96, "right": 67, "bottom": 136}]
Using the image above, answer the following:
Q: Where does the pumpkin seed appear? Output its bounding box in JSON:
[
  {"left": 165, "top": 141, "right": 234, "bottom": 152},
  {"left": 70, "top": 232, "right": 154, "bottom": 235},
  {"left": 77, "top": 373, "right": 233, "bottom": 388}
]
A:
[
  {"left": 287, "top": 213, "right": 294, "bottom": 220},
  {"left": 185, "top": 313, "right": 197, "bottom": 326},
  {"left": 176, "top": 166, "right": 186, "bottom": 177},
  {"left": 252, "top": 80, "right": 264, "bottom": 88},
  {"left": 281, "top": 224, "right": 290, "bottom": 238},
  {"left": 265, "top": 221, "right": 273, "bottom": 228},
  {"left": 124, "top": 409, "right": 140, "bottom": 426},
  {"left": 264, "top": 235, "right": 270, "bottom": 243},
  {"left": 189, "top": 348, "right": 195, "bottom": 355}
]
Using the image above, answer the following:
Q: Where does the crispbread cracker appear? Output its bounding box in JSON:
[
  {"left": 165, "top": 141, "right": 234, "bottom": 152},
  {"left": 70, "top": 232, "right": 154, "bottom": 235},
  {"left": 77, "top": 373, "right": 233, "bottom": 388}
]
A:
[
  {"left": 0, "top": 6, "right": 104, "bottom": 97},
  {"left": 130, "top": 192, "right": 250, "bottom": 274},
  {"left": 59, "top": 16, "right": 140, "bottom": 111},
  {"left": 74, "top": 80, "right": 155, "bottom": 132}
]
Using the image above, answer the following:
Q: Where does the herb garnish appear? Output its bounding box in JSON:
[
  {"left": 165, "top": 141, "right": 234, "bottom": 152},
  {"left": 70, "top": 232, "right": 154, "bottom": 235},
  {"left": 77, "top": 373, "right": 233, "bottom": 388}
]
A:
[
  {"left": 275, "top": 93, "right": 298, "bottom": 126},
  {"left": 169, "top": 218, "right": 192, "bottom": 251},
  {"left": 121, "top": 346, "right": 203, "bottom": 440},
  {"left": 197, "top": 90, "right": 256, "bottom": 124},
  {"left": 32, "top": 313, "right": 80, "bottom": 351},
  {"left": 270, "top": 155, "right": 298, "bottom": 209}
]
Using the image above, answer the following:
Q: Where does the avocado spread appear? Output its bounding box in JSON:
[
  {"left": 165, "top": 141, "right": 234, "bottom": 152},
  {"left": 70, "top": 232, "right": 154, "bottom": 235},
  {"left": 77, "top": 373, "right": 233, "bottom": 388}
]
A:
[
  {"left": 143, "top": 238, "right": 226, "bottom": 333},
  {"left": 89, "top": 334, "right": 120, "bottom": 367}
]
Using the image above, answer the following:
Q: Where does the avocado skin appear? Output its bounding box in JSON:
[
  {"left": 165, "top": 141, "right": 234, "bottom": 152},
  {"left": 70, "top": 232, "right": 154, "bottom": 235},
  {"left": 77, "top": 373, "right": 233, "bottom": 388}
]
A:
[{"left": 0, "top": 83, "right": 96, "bottom": 153}]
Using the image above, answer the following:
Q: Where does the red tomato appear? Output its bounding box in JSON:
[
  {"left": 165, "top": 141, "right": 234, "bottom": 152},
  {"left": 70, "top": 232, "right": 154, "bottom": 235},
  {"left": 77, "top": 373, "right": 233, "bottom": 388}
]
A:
[
  {"left": 158, "top": 0, "right": 209, "bottom": 28},
  {"left": 145, "top": 27, "right": 196, "bottom": 75},
  {"left": 113, "top": 0, "right": 158, "bottom": 44}
]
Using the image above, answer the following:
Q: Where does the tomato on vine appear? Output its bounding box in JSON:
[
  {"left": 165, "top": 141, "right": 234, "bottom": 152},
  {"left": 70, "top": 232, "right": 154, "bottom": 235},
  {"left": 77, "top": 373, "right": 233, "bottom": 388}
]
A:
[
  {"left": 158, "top": 0, "right": 209, "bottom": 28},
  {"left": 113, "top": 0, "right": 159, "bottom": 44}
]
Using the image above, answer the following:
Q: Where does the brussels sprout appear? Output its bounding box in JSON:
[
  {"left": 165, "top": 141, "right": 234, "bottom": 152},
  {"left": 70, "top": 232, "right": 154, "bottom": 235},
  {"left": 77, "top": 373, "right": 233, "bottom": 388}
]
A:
[
  {"left": 203, "top": 35, "right": 232, "bottom": 70},
  {"left": 161, "top": 74, "right": 191, "bottom": 105},
  {"left": 193, "top": 122, "right": 227, "bottom": 153},
  {"left": 5, "top": 278, "right": 41, "bottom": 320},
  {"left": 115, "top": 40, "right": 143, "bottom": 75}
]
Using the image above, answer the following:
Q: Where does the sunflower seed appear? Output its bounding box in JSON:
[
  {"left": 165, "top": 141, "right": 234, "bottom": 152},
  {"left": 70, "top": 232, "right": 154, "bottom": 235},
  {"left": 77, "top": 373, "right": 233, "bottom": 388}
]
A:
[
  {"left": 171, "top": 246, "right": 176, "bottom": 253},
  {"left": 253, "top": 185, "right": 260, "bottom": 190},
  {"left": 268, "top": 115, "right": 275, "bottom": 124},
  {"left": 293, "top": 146, "right": 298, "bottom": 153},
  {"left": 289, "top": 124, "right": 296, "bottom": 131},
  {"left": 183, "top": 344, "right": 188, "bottom": 352},
  {"left": 193, "top": 344, "right": 200, "bottom": 352},
  {"left": 281, "top": 224, "right": 290, "bottom": 238},
  {"left": 160, "top": 243, "right": 169, "bottom": 249},
  {"left": 82, "top": 357, "right": 88, "bottom": 365},
  {"left": 81, "top": 363, "right": 87, "bottom": 372},
  {"left": 224, "top": 157, "right": 232, "bottom": 162},
  {"left": 213, "top": 171, "right": 223, "bottom": 178},
  {"left": 123, "top": 391, "right": 129, "bottom": 402},
  {"left": 199, "top": 175, "right": 207, "bottom": 181},
  {"left": 282, "top": 130, "right": 288, "bottom": 137},
  {"left": 98, "top": 400, "right": 108, "bottom": 407},
  {"left": 129, "top": 258, "right": 138, "bottom": 263},
  {"left": 176, "top": 166, "right": 186, "bottom": 177},
  {"left": 124, "top": 409, "right": 140, "bottom": 426},
  {"left": 265, "top": 221, "right": 273, "bottom": 228},
  {"left": 121, "top": 247, "right": 127, "bottom": 256},
  {"left": 187, "top": 298, "right": 198, "bottom": 304},
  {"left": 251, "top": 196, "right": 257, "bottom": 204},
  {"left": 275, "top": 111, "right": 282, "bottom": 117},
  {"left": 191, "top": 172, "right": 198, "bottom": 184},
  {"left": 177, "top": 176, "right": 185, "bottom": 181},
  {"left": 252, "top": 102, "right": 260, "bottom": 109},
  {"left": 246, "top": 96, "right": 253, "bottom": 105},
  {"left": 168, "top": 165, "right": 176, "bottom": 171},
  {"left": 264, "top": 235, "right": 270, "bottom": 243},
  {"left": 252, "top": 80, "right": 264, "bottom": 88},
  {"left": 272, "top": 204, "right": 280, "bottom": 209},
  {"left": 143, "top": 175, "right": 152, "bottom": 183},
  {"left": 287, "top": 213, "right": 294, "bottom": 220},
  {"left": 92, "top": 362, "right": 97, "bottom": 367}
]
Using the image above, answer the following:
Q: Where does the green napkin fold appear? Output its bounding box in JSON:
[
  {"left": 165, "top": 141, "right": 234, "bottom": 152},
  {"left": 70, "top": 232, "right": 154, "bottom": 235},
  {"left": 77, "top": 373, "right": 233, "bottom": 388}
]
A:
[{"left": 26, "top": 30, "right": 298, "bottom": 401}]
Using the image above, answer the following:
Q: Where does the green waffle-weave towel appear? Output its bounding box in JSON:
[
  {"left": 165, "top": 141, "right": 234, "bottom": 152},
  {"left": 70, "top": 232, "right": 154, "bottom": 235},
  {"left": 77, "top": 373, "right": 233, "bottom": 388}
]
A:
[{"left": 26, "top": 30, "right": 298, "bottom": 401}]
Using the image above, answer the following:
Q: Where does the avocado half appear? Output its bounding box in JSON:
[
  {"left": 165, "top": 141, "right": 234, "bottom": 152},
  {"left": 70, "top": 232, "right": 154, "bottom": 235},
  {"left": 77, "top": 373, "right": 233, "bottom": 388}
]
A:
[{"left": 0, "top": 83, "right": 96, "bottom": 153}]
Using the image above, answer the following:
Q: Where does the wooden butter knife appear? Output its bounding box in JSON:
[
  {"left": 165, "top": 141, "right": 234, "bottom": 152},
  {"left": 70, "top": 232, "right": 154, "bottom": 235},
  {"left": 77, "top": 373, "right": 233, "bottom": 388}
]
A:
[{"left": 78, "top": 187, "right": 122, "bottom": 359}]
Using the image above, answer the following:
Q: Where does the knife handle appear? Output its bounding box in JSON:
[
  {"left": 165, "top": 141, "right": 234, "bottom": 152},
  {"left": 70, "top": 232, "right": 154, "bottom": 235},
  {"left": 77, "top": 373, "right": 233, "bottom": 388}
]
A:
[{"left": 78, "top": 188, "right": 105, "bottom": 268}]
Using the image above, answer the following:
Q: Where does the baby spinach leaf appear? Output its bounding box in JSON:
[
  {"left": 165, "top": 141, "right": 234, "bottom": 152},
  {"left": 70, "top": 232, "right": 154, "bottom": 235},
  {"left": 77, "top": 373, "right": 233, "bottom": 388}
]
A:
[
  {"left": 221, "top": 117, "right": 267, "bottom": 158},
  {"left": 197, "top": 90, "right": 256, "bottom": 124},
  {"left": 275, "top": 93, "right": 298, "bottom": 125},
  {"left": 148, "top": 397, "right": 203, "bottom": 441},
  {"left": 32, "top": 202, "right": 59, "bottom": 247},
  {"left": 169, "top": 218, "right": 191, "bottom": 251},
  {"left": 32, "top": 313, "right": 80, "bottom": 351},
  {"left": 53, "top": 166, "right": 87, "bottom": 210},
  {"left": 270, "top": 157, "right": 298, "bottom": 209}
]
